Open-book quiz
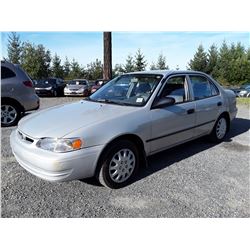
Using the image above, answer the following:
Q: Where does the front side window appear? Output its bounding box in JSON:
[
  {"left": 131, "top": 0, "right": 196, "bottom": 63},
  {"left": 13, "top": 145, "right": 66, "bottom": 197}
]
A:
[
  {"left": 1, "top": 66, "right": 16, "bottom": 79},
  {"left": 89, "top": 74, "right": 163, "bottom": 106},
  {"left": 189, "top": 75, "right": 219, "bottom": 100},
  {"left": 160, "top": 75, "right": 188, "bottom": 103}
]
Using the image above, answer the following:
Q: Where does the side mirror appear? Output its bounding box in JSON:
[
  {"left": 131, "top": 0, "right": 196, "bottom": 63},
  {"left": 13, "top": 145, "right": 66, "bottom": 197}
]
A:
[{"left": 152, "top": 97, "right": 175, "bottom": 109}]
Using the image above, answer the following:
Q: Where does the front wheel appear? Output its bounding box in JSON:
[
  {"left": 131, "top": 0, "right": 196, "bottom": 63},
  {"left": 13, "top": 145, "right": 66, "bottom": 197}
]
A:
[
  {"left": 208, "top": 115, "right": 228, "bottom": 143},
  {"left": 1, "top": 102, "right": 21, "bottom": 127},
  {"left": 97, "top": 140, "right": 139, "bottom": 189}
]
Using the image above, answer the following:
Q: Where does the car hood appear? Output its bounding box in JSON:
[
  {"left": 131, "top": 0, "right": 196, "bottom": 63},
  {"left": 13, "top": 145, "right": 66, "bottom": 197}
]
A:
[
  {"left": 18, "top": 100, "right": 137, "bottom": 138},
  {"left": 66, "top": 85, "right": 87, "bottom": 90}
]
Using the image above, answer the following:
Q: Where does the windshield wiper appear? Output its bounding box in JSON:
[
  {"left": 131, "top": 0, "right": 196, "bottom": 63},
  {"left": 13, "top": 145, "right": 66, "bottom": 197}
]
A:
[{"left": 95, "top": 99, "right": 130, "bottom": 106}]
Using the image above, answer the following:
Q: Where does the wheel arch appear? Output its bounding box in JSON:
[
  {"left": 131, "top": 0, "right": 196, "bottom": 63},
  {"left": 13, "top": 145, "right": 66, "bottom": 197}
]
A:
[
  {"left": 218, "top": 111, "right": 231, "bottom": 132},
  {"left": 1, "top": 97, "right": 25, "bottom": 112},
  {"left": 94, "top": 133, "right": 147, "bottom": 177}
]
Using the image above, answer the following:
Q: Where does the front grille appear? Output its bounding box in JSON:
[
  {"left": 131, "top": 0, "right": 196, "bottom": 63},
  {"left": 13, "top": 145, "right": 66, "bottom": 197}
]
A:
[{"left": 18, "top": 131, "right": 34, "bottom": 144}]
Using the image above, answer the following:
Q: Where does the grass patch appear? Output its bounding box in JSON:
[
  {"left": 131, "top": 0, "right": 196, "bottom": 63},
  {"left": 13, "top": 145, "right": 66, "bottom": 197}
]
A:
[{"left": 237, "top": 97, "right": 250, "bottom": 106}]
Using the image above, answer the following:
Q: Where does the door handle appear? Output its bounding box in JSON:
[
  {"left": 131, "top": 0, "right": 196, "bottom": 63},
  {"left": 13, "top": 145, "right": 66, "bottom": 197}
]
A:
[
  {"left": 217, "top": 102, "right": 222, "bottom": 106},
  {"left": 187, "top": 108, "right": 195, "bottom": 114}
]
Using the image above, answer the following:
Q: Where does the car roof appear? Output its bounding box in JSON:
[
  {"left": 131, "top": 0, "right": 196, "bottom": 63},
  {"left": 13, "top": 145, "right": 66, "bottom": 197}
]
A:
[{"left": 123, "top": 70, "right": 207, "bottom": 77}]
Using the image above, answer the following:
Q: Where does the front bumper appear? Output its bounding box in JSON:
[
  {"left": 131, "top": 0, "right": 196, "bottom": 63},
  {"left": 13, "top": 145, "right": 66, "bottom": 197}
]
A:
[
  {"left": 10, "top": 129, "right": 104, "bottom": 182},
  {"left": 35, "top": 89, "right": 54, "bottom": 96},
  {"left": 64, "top": 90, "right": 89, "bottom": 96}
]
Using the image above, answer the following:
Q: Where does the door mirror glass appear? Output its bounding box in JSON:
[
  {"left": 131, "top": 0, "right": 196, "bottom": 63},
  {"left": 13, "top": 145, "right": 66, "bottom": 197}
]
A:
[{"left": 152, "top": 97, "right": 175, "bottom": 109}]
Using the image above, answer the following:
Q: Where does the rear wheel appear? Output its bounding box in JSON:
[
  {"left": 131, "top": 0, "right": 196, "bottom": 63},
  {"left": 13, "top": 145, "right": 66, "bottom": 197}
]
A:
[
  {"left": 97, "top": 140, "right": 139, "bottom": 189},
  {"left": 208, "top": 115, "right": 228, "bottom": 142},
  {"left": 1, "top": 102, "right": 21, "bottom": 127}
]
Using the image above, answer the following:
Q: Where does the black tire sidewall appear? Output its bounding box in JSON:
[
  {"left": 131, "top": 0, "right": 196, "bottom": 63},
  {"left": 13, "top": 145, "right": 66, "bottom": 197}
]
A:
[
  {"left": 98, "top": 140, "right": 140, "bottom": 189},
  {"left": 1, "top": 102, "right": 21, "bottom": 127},
  {"left": 210, "top": 115, "right": 228, "bottom": 143}
]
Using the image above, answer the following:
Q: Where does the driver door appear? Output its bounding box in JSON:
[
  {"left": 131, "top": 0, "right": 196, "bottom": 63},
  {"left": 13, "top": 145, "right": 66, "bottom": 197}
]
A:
[{"left": 149, "top": 75, "right": 196, "bottom": 154}]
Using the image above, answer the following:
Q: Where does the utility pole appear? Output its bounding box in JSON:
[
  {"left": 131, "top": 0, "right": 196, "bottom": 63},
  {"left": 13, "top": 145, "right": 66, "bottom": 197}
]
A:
[{"left": 103, "top": 32, "right": 112, "bottom": 80}]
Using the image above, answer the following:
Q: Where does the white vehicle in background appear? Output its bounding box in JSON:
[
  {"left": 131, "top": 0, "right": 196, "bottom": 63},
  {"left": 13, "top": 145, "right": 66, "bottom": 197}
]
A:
[{"left": 64, "top": 79, "right": 90, "bottom": 96}]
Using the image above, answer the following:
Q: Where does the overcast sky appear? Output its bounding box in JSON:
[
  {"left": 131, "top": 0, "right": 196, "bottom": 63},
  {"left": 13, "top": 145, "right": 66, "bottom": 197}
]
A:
[{"left": 1, "top": 31, "right": 249, "bottom": 70}]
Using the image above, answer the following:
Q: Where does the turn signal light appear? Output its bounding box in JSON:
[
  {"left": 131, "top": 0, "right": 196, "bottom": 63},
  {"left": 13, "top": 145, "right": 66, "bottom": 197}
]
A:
[{"left": 72, "top": 139, "right": 82, "bottom": 149}]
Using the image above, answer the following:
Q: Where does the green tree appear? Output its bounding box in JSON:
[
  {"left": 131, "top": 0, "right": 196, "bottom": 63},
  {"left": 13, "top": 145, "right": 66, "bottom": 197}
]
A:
[
  {"left": 69, "top": 58, "right": 82, "bottom": 79},
  {"left": 21, "top": 42, "right": 51, "bottom": 79},
  {"left": 51, "top": 53, "right": 64, "bottom": 78},
  {"left": 63, "top": 57, "right": 71, "bottom": 79},
  {"left": 188, "top": 44, "right": 208, "bottom": 72},
  {"left": 156, "top": 53, "right": 169, "bottom": 70},
  {"left": 206, "top": 44, "right": 219, "bottom": 77},
  {"left": 85, "top": 59, "right": 103, "bottom": 80},
  {"left": 113, "top": 64, "right": 125, "bottom": 77},
  {"left": 134, "top": 49, "right": 147, "bottom": 71},
  {"left": 124, "top": 55, "right": 135, "bottom": 72},
  {"left": 7, "top": 32, "right": 22, "bottom": 64},
  {"left": 215, "top": 41, "right": 231, "bottom": 83},
  {"left": 150, "top": 62, "right": 157, "bottom": 70}
]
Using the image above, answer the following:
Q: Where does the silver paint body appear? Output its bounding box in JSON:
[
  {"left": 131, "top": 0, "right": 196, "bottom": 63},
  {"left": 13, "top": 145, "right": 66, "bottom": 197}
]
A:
[
  {"left": 1, "top": 61, "right": 40, "bottom": 111},
  {"left": 10, "top": 70, "right": 237, "bottom": 182}
]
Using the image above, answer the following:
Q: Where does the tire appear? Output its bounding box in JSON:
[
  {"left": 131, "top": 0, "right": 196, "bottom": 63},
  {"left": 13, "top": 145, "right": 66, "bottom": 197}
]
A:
[
  {"left": 1, "top": 101, "right": 21, "bottom": 127},
  {"left": 208, "top": 115, "right": 228, "bottom": 143},
  {"left": 97, "top": 140, "right": 140, "bottom": 189},
  {"left": 52, "top": 90, "right": 58, "bottom": 97}
]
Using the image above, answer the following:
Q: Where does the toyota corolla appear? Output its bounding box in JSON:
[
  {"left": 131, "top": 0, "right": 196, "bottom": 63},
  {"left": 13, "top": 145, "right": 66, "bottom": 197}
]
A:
[{"left": 10, "top": 70, "right": 237, "bottom": 188}]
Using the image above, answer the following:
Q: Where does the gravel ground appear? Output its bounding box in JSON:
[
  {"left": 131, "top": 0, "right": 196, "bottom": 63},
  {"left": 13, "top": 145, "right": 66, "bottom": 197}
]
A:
[{"left": 1, "top": 97, "right": 250, "bottom": 217}]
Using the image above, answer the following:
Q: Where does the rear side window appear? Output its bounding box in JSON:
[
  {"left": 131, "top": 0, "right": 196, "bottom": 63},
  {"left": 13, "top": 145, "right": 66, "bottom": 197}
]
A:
[
  {"left": 189, "top": 75, "right": 219, "bottom": 100},
  {"left": 1, "top": 66, "right": 16, "bottom": 79}
]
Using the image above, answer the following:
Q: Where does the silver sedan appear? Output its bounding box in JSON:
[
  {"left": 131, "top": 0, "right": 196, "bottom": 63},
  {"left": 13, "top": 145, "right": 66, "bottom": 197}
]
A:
[{"left": 10, "top": 70, "right": 237, "bottom": 188}]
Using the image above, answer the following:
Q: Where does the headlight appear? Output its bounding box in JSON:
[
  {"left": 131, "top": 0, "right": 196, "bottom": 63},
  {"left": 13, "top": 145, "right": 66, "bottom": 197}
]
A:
[
  {"left": 46, "top": 86, "right": 52, "bottom": 90},
  {"left": 36, "top": 137, "right": 83, "bottom": 153}
]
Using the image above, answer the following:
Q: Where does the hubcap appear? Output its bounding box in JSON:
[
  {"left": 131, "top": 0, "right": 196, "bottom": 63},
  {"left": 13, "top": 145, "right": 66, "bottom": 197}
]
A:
[
  {"left": 1, "top": 105, "right": 17, "bottom": 125},
  {"left": 109, "top": 149, "right": 136, "bottom": 183},
  {"left": 216, "top": 117, "right": 227, "bottom": 139}
]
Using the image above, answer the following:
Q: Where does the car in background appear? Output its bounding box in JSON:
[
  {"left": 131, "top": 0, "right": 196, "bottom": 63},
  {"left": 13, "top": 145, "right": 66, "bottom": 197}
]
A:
[
  {"left": 1, "top": 60, "right": 40, "bottom": 127},
  {"left": 10, "top": 70, "right": 237, "bottom": 188},
  {"left": 64, "top": 79, "right": 90, "bottom": 96},
  {"left": 239, "top": 86, "right": 250, "bottom": 97},
  {"left": 90, "top": 79, "right": 109, "bottom": 94},
  {"left": 34, "top": 78, "right": 65, "bottom": 97},
  {"left": 229, "top": 87, "right": 241, "bottom": 97},
  {"left": 241, "top": 83, "right": 250, "bottom": 89}
]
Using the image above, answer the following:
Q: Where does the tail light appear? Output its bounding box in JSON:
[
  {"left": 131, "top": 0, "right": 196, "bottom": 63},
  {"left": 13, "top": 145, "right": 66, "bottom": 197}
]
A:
[{"left": 23, "top": 80, "right": 33, "bottom": 88}]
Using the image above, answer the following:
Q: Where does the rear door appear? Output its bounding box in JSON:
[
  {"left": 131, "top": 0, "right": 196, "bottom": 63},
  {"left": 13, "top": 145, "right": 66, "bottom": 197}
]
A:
[
  {"left": 187, "top": 74, "right": 222, "bottom": 137},
  {"left": 149, "top": 74, "right": 196, "bottom": 154}
]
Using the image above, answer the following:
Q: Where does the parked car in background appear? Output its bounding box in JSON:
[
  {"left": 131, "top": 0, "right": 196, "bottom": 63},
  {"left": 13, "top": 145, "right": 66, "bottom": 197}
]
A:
[
  {"left": 90, "top": 79, "right": 109, "bottom": 94},
  {"left": 10, "top": 70, "right": 237, "bottom": 188},
  {"left": 1, "top": 60, "right": 40, "bottom": 127},
  {"left": 34, "top": 78, "right": 65, "bottom": 97},
  {"left": 64, "top": 79, "right": 90, "bottom": 96},
  {"left": 239, "top": 86, "right": 250, "bottom": 97},
  {"left": 241, "top": 83, "right": 250, "bottom": 89},
  {"left": 229, "top": 87, "right": 241, "bottom": 97}
]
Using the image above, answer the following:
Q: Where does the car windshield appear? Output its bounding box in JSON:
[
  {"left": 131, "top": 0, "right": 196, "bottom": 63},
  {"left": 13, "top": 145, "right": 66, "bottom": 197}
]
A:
[
  {"left": 68, "top": 80, "right": 87, "bottom": 85},
  {"left": 38, "top": 79, "right": 56, "bottom": 85},
  {"left": 89, "top": 74, "right": 163, "bottom": 106}
]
